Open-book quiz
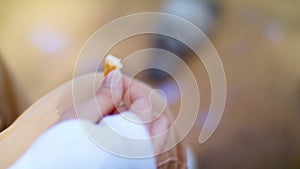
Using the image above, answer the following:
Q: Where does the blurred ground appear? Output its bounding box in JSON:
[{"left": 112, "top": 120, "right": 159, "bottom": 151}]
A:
[
  {"left": 189, "top": 1, "right": 300, "bottom": 168},
  {"left": 0, "top": 0, "right": 299, "bottom": 168}
]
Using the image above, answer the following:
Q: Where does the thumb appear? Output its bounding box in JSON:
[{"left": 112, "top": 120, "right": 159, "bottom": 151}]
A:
[
  {"left": 60, "top": 70, "right": 123, "bottom": 123},
  {"left": 95, "top": 70, "right": 123, "bottom": 119}
]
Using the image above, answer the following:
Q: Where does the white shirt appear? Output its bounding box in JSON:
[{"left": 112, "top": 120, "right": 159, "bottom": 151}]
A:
[{"left": 9, "top": 111, "right": 156, "bottom": 169}]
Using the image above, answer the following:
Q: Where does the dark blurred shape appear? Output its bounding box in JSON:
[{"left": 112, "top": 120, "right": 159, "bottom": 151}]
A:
[
  {"left": 147, "top": 0, "right": 221, "bottom": 82},
  {"left": 148, "top": 35, "right": 192, "bottom": 82},
  {"left": 0, "top": 54, "right": 20, "bottom": 132}
]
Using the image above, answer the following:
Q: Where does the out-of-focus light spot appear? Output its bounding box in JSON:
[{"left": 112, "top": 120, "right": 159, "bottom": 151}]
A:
[
  {"left": 198, "top": 111, "right": 218, "bottom": 131},
  {"left": 198, "top": 112, "right": 207, "bottom": 126},
  {"left": 158, "top": 81, "right": 180, "bottom": 104},
  {"left": 265, "top": 21, "right": 283, "bottom": 43},
  {"left": 29, "top": 29, "right": 68, "bottom": 54}
]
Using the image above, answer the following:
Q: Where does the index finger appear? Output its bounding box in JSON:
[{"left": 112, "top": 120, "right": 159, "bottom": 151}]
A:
[
  {"left": 122, "top": 75, "right": 156, "bottom": 113},
  {"left": 122, "top": 75, "right": 169, "bottom": 123}
]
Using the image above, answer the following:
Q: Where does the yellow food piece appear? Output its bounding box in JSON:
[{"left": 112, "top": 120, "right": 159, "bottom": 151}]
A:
[
  {"left": 104, "top": 63, "right": 117, "bottom": 77},
  {"left": 103, "top": 55, "right": 122, "bottom": 77}
]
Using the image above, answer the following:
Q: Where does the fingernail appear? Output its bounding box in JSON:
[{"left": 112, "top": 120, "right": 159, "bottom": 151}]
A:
[{"left": 104, "top": 70, "right": 121, "bottom": 87}]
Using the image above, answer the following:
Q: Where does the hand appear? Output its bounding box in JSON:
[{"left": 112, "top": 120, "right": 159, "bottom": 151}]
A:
[
  {"left": 59, "top": 71, "right": 186, "bottom": 168},
  {"left": 59, "top": 70, "right": 173, "bottom": 155}
]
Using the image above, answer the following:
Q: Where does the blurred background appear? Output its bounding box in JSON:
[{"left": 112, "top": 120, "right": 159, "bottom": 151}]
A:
[{"left": 0, "top": 0, "right": 300, "bottom": 168}]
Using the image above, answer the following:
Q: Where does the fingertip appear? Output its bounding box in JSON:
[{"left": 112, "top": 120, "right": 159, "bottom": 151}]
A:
[{"left": 103, "top": 70, "right": 122, "bottom": 88}]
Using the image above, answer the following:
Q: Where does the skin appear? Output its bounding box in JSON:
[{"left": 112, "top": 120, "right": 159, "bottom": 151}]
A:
[
  {"left": 0, "top": 70, "right": 174, "bottom": 168},
  {"left": 60, "top": 70, "right": 172, "bottom": 154}
]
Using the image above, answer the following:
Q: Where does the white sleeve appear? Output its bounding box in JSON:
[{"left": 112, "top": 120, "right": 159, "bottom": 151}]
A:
[{"left": 9, "top": 111, "right": 156, "bottom": 169}]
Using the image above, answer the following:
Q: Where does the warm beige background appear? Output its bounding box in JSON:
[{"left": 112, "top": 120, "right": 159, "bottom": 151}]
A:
[{"left": 0, "top": 0, "right": 299, "bottom": 168}]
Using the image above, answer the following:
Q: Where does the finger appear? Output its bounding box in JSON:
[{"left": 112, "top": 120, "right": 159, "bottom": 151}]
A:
[
  {"left": 60, "top": 70, "right": 123, "bottom": 123},
  {"left": 122, "top": 75, "right": 153, "bottom": 112},
  {"left": 122, "top": 76, "right": 173, "bottom": 155},
  {"left": 122, "top": 76, "right": 180, "bottom": 157},
  {"left": 122, "top": 75, "right": 152, "bottom": 105},
  {"left": 122, "top": 76, "right": 168, "bottom": 122},
  {"left": 96, "top": 70, "right": 123, "bottom": 119},
  {"left": 122, "top": 76, "right": 153, "bottom": 123}
]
